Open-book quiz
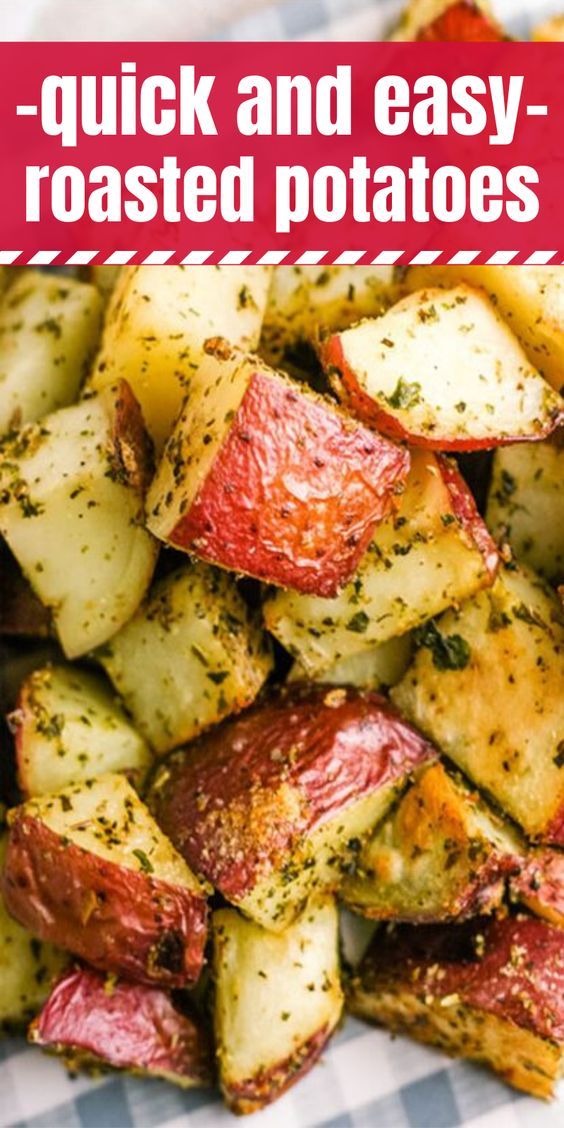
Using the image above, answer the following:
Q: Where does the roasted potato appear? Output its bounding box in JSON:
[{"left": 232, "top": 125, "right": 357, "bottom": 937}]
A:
[
  {"left": 0, "top": 380, "right": 158, "bottom": 658},
  {"left": 533, "top": 16, "right": 564, "bottom": 42},
  {"left": 405, "top": 267, "right": 564, "bottom": 395},
  {"left": 486, "top": 436, "right": 564, "bottom": 585},
  {"left": 260, "top": 264, "right": 396, "bottom": 369},
  {"left": 86, "top": 265, "right": 122, "bottom": 306},
  {"left": 342, "top": 762, "right": 521, "bottom": 923},
  {"left": 264, "top": 449, "right": 497, "bottom": 676},
  {"left": 510, "top": 850, "right": 564, "bottom": 929},
  {"left": 213, "top": 899, "right": 343, "bottom": 1113},
  {"left": 30, "top": 964, "right": 213, "bottom": 1088},
  {"left": 0, "top": 271, "right": 103, "bottom": 436},
  {"left": 96, "top": 563, "right": 272, "bottom": 755},
  {"left": 0, "top": 831, "right": 67, "bottom": 1031},
  {"left": 147, "top": 346, "right": 409, "bottom": 597},
  {"left": 348, "top": 914, "right": 564, "bottom": 1099},
  {"left": 0, "top": 540, "right": 51, "bottom": 638},
  {"left": 148, "top": 685, "right": 435, "bottom": 931},
  {"left": 289, "top": 633, "right": 413, "bottom": 691},
  {"left": 90, "top": 265, "right": 272, "bottom": 451},
  {"left": 390, "top": 0, "right": 499, "bottom": 40},
  {"left": 392, "top": 564, "right": 564, "bottom": 844},
  {"left": 2, "top": 773, "right": 209, "bottom": 986},
  {"left": 321, "top": 286, "right": 563, "bottom": 449},
  {"left": 11, "top": 664, "right": 152, "bottom": 797}
]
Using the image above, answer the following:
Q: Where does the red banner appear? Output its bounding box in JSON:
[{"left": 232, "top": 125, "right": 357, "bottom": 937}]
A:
[{"left": 0, "top": 42, "right": 563, "bottom": 265}]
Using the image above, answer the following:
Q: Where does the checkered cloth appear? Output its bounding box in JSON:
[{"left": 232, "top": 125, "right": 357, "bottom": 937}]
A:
[{"left": 2, "top": 0, "right": 563, "bottom": 1124}]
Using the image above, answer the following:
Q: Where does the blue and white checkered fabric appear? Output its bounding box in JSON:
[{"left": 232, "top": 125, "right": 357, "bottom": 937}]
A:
[{"left": 2, "top": 1, "right": 563, "bottom": 1124}]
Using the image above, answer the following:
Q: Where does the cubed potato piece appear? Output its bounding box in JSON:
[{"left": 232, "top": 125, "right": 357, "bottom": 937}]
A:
[
  {"left": 398, "top": 0, "right": 503, "bottom": 41},
  {"left": 405, "top": 266, "right": 564, "bottom": 395},
  {"left": 2, "top": 773, "right": 209, "bottom": 986},
  {"left": 90, "top": 265, "right": 272, "bottom": 451},
  {"left": 486, "top": 437, "right": 564, "bottom": 585},
  {"left": 11, "top": 664, "right": 152, "bottom": 797},
  {"left": 86, "top": 265, "right": 122, "bottom": 306},
  {"left": 417, "top": 3, "right": 503, "bottom": 41},
  {"left": 289, "top": 633, "right": 413, "bottom": 690},
  {"left": 0, "top": 540, "right": 51, "bottom": 638},
  {"left": 148, "top": 346, "right": 409, "bottom": 597},
  {"left": 96, "top": 563, "right": 272, "bottom": 755},
  {"left": 264, "top": 450, "right": 497, "bottom": 676},
  {"left": 321, "top": 286, "right": 563, "bottom": 449},
  {"left": 348, "top": 914, "right": 564, "bottom": 1099},
  {"left": 30, "top": 964, "right": 213, "bottom": 1088},
  {"left": 533, "top": 17, "right": 564, "bottom": 42},
  {"left": 0, "top": 270, "right": 103, "bottom": 436},
  {"left": 342, "top": 762, "right": 521, "bottom": 923},
  {"left": 0, "top": 831, "right": 66, "bottom": 1031},
  {"left": 510, "top": 850, "right": 564, "bottom": 929},
  {"left": 148, "top": 686, "right": 435, "bottom": 931},
  {"left": 260, "top": 265, "right": 396, "bottom": 368},
  {"left": 0, "top": 381, "right": 158, "bottom": 658},
  {"left": 392, "top": 565, "right": 564, "bottom": 844},
  {"left": 213, "top": 899, "right": 343, "bottom": 1113}
]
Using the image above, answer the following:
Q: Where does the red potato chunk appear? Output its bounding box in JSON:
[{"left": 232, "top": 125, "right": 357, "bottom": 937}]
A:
[
  {"left": 30, "top": 964, "right": 213, "bottom": 1088},
  {"left": 348, "top": 914, "right": 564, "bottom": 1099},
  {"left": 418, "top": 0, "right": 505, "bottom": 40},
  {"left": 321, "top": 287, "right": 563, "bottom": 451},
  {"left": 2, "top": 774, "right": 209, "bottom": 988},
  {"left": 148, "top": 686, "right": 435, "bottom": 930},
  {"left": 213, "top": 899, "right": 342, "bottom": 1113},
  {"left": 147, "top": 349, "right": 409, "bottom": 597}
]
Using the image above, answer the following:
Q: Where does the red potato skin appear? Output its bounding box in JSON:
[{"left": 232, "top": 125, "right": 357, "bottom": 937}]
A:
[
  {"left": 224, "top": 1024, "right": 331, "bottom": 1115},
  {"left": 30, "top": 965, "right": 213, "bottom": 1087},
  {"left": 110, "top": 378, "right": 155, "bottom": 496},
  {"left": 511, "top": 852, "right": 564, "bottom": 927},
  {"left": 165, "top": 370, "right": 409, "bottom": 597},
  {"left": 545, "top": 807, "right": 564, "bottom": 849},
  {"left": 0, "top": 542, "right": 51, "bottom": 638},
  {"left": 321, "top": 336, "right": 562, "bottom": 452},
  {"left": 437, "top": 456, "right": 499, "bottom": 579},
  {"left": 149, "top": 686, "right": 436, "bottom": 901},
  {"left": 2, "top": 815, "right": 208, "bottom": 987},
  {"left": 417, "top": 1, "right": 505, "bottom": 41},
  {"left": 358, "top": 915, "right": 564, "bottom": 1043}
]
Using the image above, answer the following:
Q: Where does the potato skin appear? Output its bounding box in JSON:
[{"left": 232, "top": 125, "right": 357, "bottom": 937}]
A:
[
  {"left": 321, "top": 285, "right": 564, "bottom": 452},
  {"left": 392, "top": 565, "right": 564, "bottom": 844},
  {"left": 227, "top": 1026, "right": 331, "bottom": 1114},
  {"left": 511, "top": 851, "right": 564, "bottom": 929},
  {"left": 0, "top": 543, "right": 51, "bottom": 638},
  {"left": 149, "top": 686, "right": 435, "bottom": 905},
  {"left": 161, "top": 369, "right": 409, "bottom": 597},
  {"left": 30, "top": 965, "right": 213, "bottom": 1088},
  {"left": 342, "top": 762, "right": 520, "bottom": 923},
  {"left": 417, "top": 0, "right": 504, "bottom": 39},
  {"left": 349, "top": 914, "right": 564, "bottom": 1098},
  {"left": 0, "top": 380, "right": 158, "bottom": 658},
  {"left": 321, "top": 334, "right": 561, "bottom": 452},
  {"left": 2, "top": 814, "right": 207, "bottom": 988}
]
